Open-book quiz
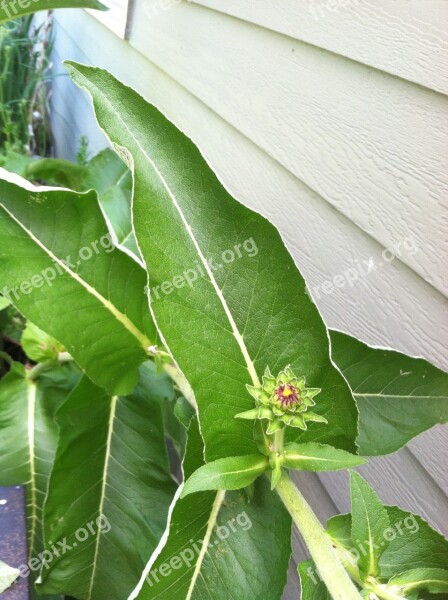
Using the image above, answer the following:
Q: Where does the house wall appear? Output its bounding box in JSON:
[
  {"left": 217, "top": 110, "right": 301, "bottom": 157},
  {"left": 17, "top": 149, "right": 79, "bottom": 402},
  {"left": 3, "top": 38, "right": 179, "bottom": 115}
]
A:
[{"left": 47, "top": 2, "right": 448, "bottom": 597}]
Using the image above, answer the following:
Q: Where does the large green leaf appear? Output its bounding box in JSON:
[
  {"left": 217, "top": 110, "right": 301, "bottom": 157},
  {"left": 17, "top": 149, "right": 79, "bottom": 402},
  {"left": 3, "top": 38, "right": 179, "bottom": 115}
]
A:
[
  {"left": 38, "top": 362, "right": 177, "bottom": 600},
  {"left": 350, "top": 472, "right": 390, "bottom": 579},
  {"left": 0, "top": 362, "right": 78, "bottom": 591},
  {"left": 330, "top": 330, "right": 448, "bottom": 455},
  {"left": 0, "top": 0, "right": 106, "bottom": 25},
  {"left": 66, "top": 62, "right": 358, "bottom": 462},
  {"left": 0, "top": 170, "right": 155, "bottom": 395},
  {"left": 130, "top": 417, "right": 292, "bottom": 600}
]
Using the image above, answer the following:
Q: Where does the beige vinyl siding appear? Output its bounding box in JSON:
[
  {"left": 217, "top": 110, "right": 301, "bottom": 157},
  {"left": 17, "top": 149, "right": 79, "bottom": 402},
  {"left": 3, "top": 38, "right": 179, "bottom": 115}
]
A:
[{"left": 47, "top": 4, "right": 448, "bottom": 597}]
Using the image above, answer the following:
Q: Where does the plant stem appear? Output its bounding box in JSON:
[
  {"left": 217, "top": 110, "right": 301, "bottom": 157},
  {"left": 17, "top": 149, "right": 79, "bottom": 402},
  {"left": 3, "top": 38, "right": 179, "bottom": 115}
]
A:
[
  {"left": 275, "top": 472, "right": 362, "bottom": 600},
  {"left": 163, "top": 363, "right": 197, "bottom": 409},
  {"left": 26, "top": 359, "right": 57, "bottom": 380},
  {"left": 273, "top": 428, "right": 284, "bottom": 453}
]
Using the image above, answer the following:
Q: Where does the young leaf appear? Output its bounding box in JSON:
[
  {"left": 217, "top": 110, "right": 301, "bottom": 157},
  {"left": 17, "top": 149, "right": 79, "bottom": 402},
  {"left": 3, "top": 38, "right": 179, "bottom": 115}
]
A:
[
  {"left": 350, "top": 472, "right": 390, "bottom": 580},
  {"left": 130, "top": 417, "right": 292, "bottom": 600},
  {"left": 0, "top": 561, "right": 20, "bottom": 593},
  {"left": 181, "top": 454, "right": 269, "bottom": 497},
  {"left": 298, "top": 560, "right": 331, "bottom": 600},
  {"left": 283, "top": 442, "right": 365, "bottom": 471},
  {"left": 387, "top": 568, "right": 448, "bottom": 595},
  {"left": 330, "top": 330, "right": 448, "bottom": 455},
  {"left": 38, "top": 362, "right": 177, "bottom": 600},
  {"left": 0, "top": 362, "right": 79, "bottom": 591},
  {"left": 66, "top": 62, "right": 358, "bottom": 462},
  {"left": 21, "top": 322, "right": 64, "bottom": 363},
  {"left": 0, "top": 0, "right": 106, "bottom": 25},
  {"left": 0, "top": 170, "right": 156, "bottom": 395}
]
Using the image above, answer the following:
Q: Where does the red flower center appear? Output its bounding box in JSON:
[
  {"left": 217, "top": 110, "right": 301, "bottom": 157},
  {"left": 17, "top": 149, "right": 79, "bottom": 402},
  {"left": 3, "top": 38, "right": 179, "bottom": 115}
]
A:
[{"left": 275, "top": 383, "right": 300, "bottom": 408}]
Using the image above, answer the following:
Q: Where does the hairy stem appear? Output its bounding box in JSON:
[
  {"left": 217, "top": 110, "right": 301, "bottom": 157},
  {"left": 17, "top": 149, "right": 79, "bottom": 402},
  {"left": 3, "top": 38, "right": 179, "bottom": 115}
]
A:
[{"left": 275, "top": 472, "right": 362, "bottom": 600}]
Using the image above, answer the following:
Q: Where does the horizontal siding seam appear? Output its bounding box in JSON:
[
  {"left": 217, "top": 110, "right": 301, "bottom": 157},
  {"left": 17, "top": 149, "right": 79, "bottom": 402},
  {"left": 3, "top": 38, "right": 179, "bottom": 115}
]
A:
[{"left": 188, "top": 0, "right": 448, "bottom": 98}]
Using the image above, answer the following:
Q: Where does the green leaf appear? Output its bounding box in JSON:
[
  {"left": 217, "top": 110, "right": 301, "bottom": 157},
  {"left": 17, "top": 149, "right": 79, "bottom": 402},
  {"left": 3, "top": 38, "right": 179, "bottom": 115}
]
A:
[
  {"left": 0, "top": 560, "right": 20, "bottom": 593},
  {"left": 80, "top": 149, "right": 139, "bottom": 258},
  {"left": 181, "top": 454, "right": 269, "bottom": 497},
  {"left": 327, "top": 514, "right": 353, "bottom": 550},
  {"left": 0, "top": 296, "right": 10, "bottom": 311},
  {"left": 38, "top": 362, "right": 177, "bottom": 600},
  {"left": 21, "top": 321, "right": 64, "bottom": 362},
  {"left": 350, "top": 472, "right": 390, "bottom": 580},
  {"left": 387, "top": 568, "right": 448, "bottom": 595},
  {"left": 298, "top": 560, "right": 331, "bottom": 600},
  {"left": 0, "top": 0, "right": 106, "bottom": 25},
  {"left": 327, "top": 507, "right": 448, "bottom": 580},
  {"left": 131, "top": 417, "right": 292, "bottom": 600},
  {"left": 27, "top": 150, "right": 139, "bottom": 259},
  {"left": 0, "top": 362, "right": 79, "bottom": 591},
  {"left": 66, "top": 62, "right": 358, "bottom": 463},
  {"left": 0, "top": 170, "right": 156, "bottom": 395},
  {"left": 283, "top": 443, "right": 365, "bottom": 471},
  {"left": 380, "top": 506, "right": 448, "bottom": 577},
  {"left": 330, "top": 330, "right": 448, "bottom": 456}
]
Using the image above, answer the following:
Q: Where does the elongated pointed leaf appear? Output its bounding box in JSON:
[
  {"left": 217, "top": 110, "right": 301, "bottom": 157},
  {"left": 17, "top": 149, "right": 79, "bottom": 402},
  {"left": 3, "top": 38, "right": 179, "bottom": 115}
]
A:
[
  {"left": 0, "top": 0, "right": 106, "bottom": 25},
  {"left": 330, "top": 330, "right": 448, "bottom": 456},
  {"left": 131, "top": 417, "right": 292, "bottom": 600},
  {"left": 298, "top": 560, "right": 331, "bottom": 600},
  {"left": 0, "top": 362, "right": 78, "bottom": 591},
  {"left": 66, "top": 62, "right": 358, "bottom": 463},
  {"left": 182, "top": 454, "right": 269, "bottom": 496},
  {"left": 350, "top": 472, "right": 390, "bottom": 579},
  {"left": 283, "top": 443, "right": 365, "bottom": 471},
  {"left": 38, "top": 362, "right": 177, "bottom": 600},
  {"left": 387, "top": 568, "right": 448, "bottom": 595},
  {"left": 0, "top": 170, "right": 155, "bottom": 395}
]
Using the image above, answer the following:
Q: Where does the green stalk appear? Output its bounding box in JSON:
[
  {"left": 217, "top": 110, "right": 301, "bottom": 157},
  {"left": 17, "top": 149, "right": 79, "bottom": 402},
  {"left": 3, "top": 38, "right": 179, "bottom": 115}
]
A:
[{"left": 275, "top": 472, "right": 362, "bottom": 600}]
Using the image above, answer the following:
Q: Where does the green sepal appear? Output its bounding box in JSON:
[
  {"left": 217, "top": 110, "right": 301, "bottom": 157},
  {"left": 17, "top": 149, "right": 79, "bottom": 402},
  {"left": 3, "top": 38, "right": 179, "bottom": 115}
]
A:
[
  {"left": 303, "top": 412, "right": 328, "bottom": 424},
  {"left": 235, "top": 408, "right": 260, "bottom": 420},
  {"left": 266, "top": 420, "right": 284, "bottom": 434}
]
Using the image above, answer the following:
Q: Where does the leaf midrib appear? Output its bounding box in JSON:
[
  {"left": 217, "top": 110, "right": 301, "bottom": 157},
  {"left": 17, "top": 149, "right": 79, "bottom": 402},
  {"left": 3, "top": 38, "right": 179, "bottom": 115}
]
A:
[
  {"left": 71, "top": 70, "right": 260, "bottom": 389},
  {"left": 87, "top": 395, "right": 118, "bottom": 599},
  {"left": 0, "top": 201, "right": 150, "bottom": 350}
]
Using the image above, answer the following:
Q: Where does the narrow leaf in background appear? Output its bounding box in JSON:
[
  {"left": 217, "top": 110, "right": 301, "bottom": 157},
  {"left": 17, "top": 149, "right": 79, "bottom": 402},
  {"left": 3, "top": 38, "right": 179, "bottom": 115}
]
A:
[
  {"left": 0, "top": 170, "right": 155, "bottom": 395},
  {"left": 132, "top": 417, "right": 292, "bottom": 600},
  {"left": 38, "top": 363, "right": 177, "bottom": 600},
  {"left": 330, "top": 330, "right": 448, "bottom": 455},
  {"left": 66, "top": 63, "right": 359, "bottom": 463}
]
